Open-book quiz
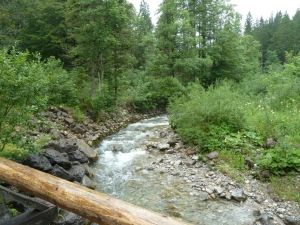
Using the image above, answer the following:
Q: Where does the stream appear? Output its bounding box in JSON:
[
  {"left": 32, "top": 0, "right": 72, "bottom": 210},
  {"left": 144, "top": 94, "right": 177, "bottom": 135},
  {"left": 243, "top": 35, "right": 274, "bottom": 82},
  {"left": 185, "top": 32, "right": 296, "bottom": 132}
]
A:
[{"left": 91, "top": 115, "right": 256, "bottom": 225}]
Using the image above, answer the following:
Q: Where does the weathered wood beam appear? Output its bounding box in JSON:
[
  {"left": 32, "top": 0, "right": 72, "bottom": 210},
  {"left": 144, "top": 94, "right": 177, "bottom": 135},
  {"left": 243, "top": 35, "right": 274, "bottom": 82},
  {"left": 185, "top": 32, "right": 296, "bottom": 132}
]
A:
[{"left": 0, "top": 158, "right": 191, "bottom": 225}]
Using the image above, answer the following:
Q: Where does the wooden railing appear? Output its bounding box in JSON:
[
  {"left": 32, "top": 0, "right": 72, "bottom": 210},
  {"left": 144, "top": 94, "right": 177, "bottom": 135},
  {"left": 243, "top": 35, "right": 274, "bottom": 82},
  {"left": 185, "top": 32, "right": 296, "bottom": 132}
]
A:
[
  {"left": 0, "top": 184, "right": 58, "bottom": 225},
  {"left": 0, "top": 158, "right": 191, "bottom": 225}
]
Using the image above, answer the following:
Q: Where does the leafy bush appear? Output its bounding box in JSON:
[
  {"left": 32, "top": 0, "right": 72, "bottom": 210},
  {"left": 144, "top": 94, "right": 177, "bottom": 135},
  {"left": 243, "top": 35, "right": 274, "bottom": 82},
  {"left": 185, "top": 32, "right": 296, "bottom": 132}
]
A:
[
  {"left": 130, "top": 76, "right": 185, "bottom": 111},
  {"left": 0, "top": 48, "right": 48, "bottom": 157},
  {"left": 91, "top": 83, "right": 115, "bottom": 122},
  {"left": 168, "top": 82, "right": 245, "bottom": 151},
  {"left": 258, "top": 147, "right": 300, "bottom": 175},
  {"left": 0, "top": 48, "right": 78, "bottom": 160},
  {"left": 45, "top": 57, "right": 79, "bottom": 106}
]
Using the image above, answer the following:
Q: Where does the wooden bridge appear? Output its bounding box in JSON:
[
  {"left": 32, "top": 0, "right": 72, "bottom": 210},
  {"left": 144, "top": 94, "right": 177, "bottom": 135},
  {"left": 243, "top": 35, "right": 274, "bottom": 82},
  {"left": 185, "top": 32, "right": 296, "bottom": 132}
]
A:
[{"left": 0, "top": 158, "right": 191, "bottom": 225}]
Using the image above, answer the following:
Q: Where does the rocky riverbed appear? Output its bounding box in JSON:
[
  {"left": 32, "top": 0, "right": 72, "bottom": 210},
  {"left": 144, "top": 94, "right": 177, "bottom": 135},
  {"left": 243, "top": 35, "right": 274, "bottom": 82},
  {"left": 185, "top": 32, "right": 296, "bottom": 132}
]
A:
[{"left": 140, "top": 126, "right": 300, "bottom": 225}]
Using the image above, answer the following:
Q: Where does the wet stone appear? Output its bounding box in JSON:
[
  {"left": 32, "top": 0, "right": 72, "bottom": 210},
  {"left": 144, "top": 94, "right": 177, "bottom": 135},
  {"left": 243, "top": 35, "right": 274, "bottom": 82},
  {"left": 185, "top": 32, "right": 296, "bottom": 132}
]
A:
[{"left": 231, "top": 188, "right": 247, "bottom": 202}]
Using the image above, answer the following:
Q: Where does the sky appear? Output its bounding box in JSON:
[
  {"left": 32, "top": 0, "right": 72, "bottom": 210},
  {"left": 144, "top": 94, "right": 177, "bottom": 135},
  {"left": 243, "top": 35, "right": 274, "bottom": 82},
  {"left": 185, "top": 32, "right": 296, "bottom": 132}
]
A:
[{"left": 129, "top": 0, "right": 300, "bottom": 26}]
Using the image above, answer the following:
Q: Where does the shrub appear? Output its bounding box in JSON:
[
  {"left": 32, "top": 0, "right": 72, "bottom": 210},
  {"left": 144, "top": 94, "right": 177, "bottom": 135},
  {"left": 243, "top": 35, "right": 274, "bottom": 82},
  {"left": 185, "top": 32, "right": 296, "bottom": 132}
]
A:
[
  {"left": 168, "top": 82, "right": 245, "bottom": 151},
  {"left": 130, "top": 76, "right": 185, "bottom": 111},
  {"left": 258, "top": 147, "right": 300, "bottom": 175}
]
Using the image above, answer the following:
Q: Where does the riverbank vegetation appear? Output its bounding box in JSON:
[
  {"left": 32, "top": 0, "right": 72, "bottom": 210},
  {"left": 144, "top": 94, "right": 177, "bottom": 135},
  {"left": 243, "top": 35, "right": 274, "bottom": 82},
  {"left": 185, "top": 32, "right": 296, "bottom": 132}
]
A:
[{"left": 0, "top": 0, "right": 300, "bottom": 203}]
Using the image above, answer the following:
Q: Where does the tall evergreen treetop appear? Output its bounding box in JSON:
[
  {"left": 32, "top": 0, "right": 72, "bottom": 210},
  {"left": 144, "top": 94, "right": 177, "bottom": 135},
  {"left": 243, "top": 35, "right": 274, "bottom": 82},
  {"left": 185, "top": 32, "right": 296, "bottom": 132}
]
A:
[{"left": 244, "top": 12, "right": 253, "bottom": 35}]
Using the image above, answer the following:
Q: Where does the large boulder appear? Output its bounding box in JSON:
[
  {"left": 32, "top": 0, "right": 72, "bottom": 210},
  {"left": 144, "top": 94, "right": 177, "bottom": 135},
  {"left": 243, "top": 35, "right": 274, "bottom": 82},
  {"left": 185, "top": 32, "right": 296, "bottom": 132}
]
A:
[
  {"left": 68, "top": 165, "right": 87, "bottom": 182},
  {"left": 76, "top": 139, "right": 98, "bottom": 162},
  {"left": 72, "top": 124, "right": 88, "bottom": 135},
  {"left": 25, "top": 154, "right": 52, "bottom": 171},
  {"left": 50, "top": 164, "right": 75, "bottom": 181},
  {"left": 45, "top": 139, "right": 77, "bottom": 153},
  {"left": 231, "top": 188, "right": 247, "bottom": 202},
  {"left": 44, "top": 149, "right": 72, "bottom": 169},
  {"left": 67, "top": 150, "right": 89, "bottom": 164}
]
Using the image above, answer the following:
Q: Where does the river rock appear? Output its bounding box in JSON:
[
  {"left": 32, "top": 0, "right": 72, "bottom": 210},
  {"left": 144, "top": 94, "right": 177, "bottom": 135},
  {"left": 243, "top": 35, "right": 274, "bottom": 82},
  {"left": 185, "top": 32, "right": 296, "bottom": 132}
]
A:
[
  {"left": 186, "top": 149, "right": 196, "bottom": 155},
  {"left": 58, "top": 106, "right": 68, "bottom": 113},
  {"left": 207, "top": 151, "right": 219, "bottom": 160},
  {"left": 0, "top": 203, "right": 12, "bottom": 223},
  {"left": 258, "top": 213, "right": 271, "bottom": 225},
  {"left": 25, "top": 154, "right": 53, "bottom": 171},
  {"left": 158, "top": 143, "right": 170, "bottom": 151},
  {"left": 45, "top": 138, "right": 78, "bottom": 153},
  {"left": 166, "top": 149, "right": 175, "bottom": 154},
  {"left": 64, "top": 118, "right": 74, "bottom": 125},
  {"left": 160, "top": 132, "right": 167, "bottom": 138},
  {"left": 198, "top": 191, "right": 209, "bottom": 201},
  {"left": 68, "top": 165, "right": 87, "bottom": 182},
  {"left": 49, "top": 106, "right": 59, "bottom": 113},
  {"left": 50, "top": 164, "right": 75, "bottom": 181},
  {"left": 185, "top": 159, "right": 197, "bottom": 166},
  {"left": 214, "top": 186, "right": 224, "bottom": 195},
  {"left": 82, "top": 163, "right": 95, "bottom": 178},
  {"left": 284, "top": 216, "right": 300, "bottom": 225},
  {"left": 112, "top": 145, "right": 123, "bottom": 152},
  {"left": 231, "top": 188, "right": 247, "bottom": 202},
  {"left": 174, "top": 160, "right": 182, "bottom": 167},
  {"left": 81, "top": 175, "right": 96, "bottom": 190},
  {"left": 266, "top": 138, "right": 276, "bottom": 149},
  {"left": 44, "top": 149, "right": 72, "bottom": 169},
  {"left": 76, "top": 139, "right": 98, "bottom": 162},
  {"left": 72, "top": 124, "right": 88, "bottom": 135},
  {"left": 205, "top": 186, "right": 214, "bottom": 195},
  {"left": 167, "top": 139, "right": 178, "bottom": 147},
  {"left": 67, "top": 150, "right": 89, "bottom": 163}
]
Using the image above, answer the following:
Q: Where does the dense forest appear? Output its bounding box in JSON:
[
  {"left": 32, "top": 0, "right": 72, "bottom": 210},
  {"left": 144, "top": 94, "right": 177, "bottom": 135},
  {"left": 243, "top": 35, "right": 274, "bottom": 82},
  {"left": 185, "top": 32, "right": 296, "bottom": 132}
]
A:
[{"left": 0, "top": 0, "right": 300, "bottom": 201}]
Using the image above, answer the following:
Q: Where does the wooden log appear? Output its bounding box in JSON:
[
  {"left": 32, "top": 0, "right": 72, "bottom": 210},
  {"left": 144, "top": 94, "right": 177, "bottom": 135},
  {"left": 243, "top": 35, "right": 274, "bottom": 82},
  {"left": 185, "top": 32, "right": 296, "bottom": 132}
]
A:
[{"left": 0, "top": 158, "right": 191, "bottom": 225}]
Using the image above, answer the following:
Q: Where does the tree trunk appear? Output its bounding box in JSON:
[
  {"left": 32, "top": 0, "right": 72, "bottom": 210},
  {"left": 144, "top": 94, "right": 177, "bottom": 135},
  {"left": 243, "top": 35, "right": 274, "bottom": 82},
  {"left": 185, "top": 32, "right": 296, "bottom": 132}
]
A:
[{"left": 0, "top": 158, "right": 191, "bottom": 225}]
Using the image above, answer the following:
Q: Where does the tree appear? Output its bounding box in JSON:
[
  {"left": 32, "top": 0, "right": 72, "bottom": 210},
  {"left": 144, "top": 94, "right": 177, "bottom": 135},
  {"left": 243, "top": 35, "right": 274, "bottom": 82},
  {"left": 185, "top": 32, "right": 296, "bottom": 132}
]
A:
[
  {"left": 134, "top": 0, "right": 154, "bottom": 69},
  {"left": 154, "top": 0, "right": 180, "bottom": 78},
  {"left": 269, "top": 13, "right": 293, "bottom": 62},
  {"left": 264, "top": 50, "right": 282, "bottom": 72},
  {"left": 66, "top": 0, "right": 135, "bottom": 105},
  {"left": 292, "top": 10, "right": 300, "bottom": 54},
  {"left": 0, "top": 48, "right": 48, "bottom": 159},
  {"left": 244, "top": 12, "right": 253, "bottom": 35},
  {"left": 0, "top": 0, "right": 28, "bottom": 49}
]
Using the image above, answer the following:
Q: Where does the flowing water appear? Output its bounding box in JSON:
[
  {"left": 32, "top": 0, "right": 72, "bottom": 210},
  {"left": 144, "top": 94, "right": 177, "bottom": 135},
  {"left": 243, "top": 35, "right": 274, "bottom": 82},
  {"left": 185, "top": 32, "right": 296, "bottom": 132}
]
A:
[{"left": 91, "top": 115, "right": 256, "bottom": 225}]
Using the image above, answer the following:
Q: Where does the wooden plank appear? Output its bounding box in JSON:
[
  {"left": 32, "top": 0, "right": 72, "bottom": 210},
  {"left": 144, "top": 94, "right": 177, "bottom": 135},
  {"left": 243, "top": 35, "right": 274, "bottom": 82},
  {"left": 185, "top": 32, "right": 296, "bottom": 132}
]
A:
[{"left": 0, "top": 158, "right": 191, "bottom": 225}]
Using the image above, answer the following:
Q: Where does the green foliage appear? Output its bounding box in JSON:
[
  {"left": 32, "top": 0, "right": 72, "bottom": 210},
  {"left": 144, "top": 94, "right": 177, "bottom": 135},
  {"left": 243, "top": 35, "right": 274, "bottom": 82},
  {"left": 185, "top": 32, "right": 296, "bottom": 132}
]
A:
[
  {"left": 45, "top": 57, "right": 78, "bottom": 106},
  {"left": 17, "top": 0, "right": 67, "bottom": 61},
  {"left": 0, "top": 47, "right": 76, "bottom": 160},
  {"left": 91, "top": 84, "right": 115, "bottom": 121},
  {"left": 258, "top": 147, "right": 300, "bottom": 175},
  {"left": 130, "top": 76, "right": 185, "bottom": 111},
  {"left": 69, "top": 107, "right": 86, "bottom": 123},
  {"left": 168, "top": 82, "right": 245, "bottom": 151},
  {"left": 0, "top": 48, "right": 48, "bottom": 156},
  {"left": 269, "top": 175, "right": 300, "bottom": 204}
]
